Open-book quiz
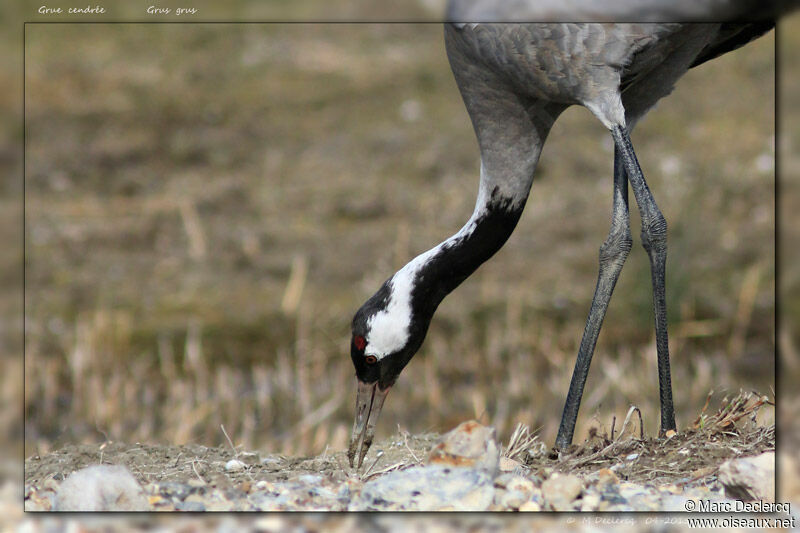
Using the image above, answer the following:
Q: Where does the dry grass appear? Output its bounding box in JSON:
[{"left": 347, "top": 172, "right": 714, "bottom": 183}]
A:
[
  {"left": 19, "top": 22, "right": 780, "bottom": 459},
  {"left": 550, "top": 389, "right": 775, "bottom": 484}
]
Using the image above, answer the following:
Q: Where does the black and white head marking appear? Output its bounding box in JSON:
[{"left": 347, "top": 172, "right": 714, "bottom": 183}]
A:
[{"left": 351, "top": 173, "right": 526, "bottom": 386}]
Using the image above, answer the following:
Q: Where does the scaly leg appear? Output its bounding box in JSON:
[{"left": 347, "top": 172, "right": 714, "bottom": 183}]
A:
[
  {"left": 611, "top": 124, "right": 676, "bottom": 436},
  {"left": 556, "top": 145, "right": 633, "bottom": 450}
]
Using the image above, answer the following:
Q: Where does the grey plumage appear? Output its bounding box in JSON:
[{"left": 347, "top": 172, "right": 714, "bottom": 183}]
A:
[
  {"left": 347, "top": 8, "right": 789, "bottom": 468},
  {"left": 440, "top": 18, "right": 786, "bottom": 449},
  {"left": 446, "top": 0, "right": 794, "bottom": 22}
]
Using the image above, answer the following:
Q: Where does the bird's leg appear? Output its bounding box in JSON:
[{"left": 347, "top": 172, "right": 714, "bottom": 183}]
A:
[
  {"left": 611, "top": 124, "right": 677, "bottom": 437},
  {"left": 556, "top": 146, "right": 632, "bottom": 450}
]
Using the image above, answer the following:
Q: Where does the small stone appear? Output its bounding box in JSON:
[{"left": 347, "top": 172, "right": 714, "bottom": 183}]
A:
[
  {"left": 595, "top": 468, "right": 619, "bottom": 486},
  {"left": 496, "top": 474, "right": 535, "bottom": 496},
  {"left": 625, "top": 453, "right": 639, "bottom": 461},
  {"left": 718, "top": 451, "right": 775, "bottom": 502},
  {"left": 23, "top": 488, "right": 53, "bottom": 511},
  {"left": 238, "top": 452, "right": 260, "bottom": 465},
  {"left": 581, "top": 492, "right": 601, "bottom": 511},
  {"left": 185, "top": 493, "right": 205, "bottom": 504},
  {"left": 542, "top": 473, "right": 582, "bottom": 511},
  {"left": 293, "top": 474, "right": 323, "bottom": 485},
  {"left": 160, "top": 482, "right": 191, "bottom": 501},
  {"left": 499, "top": 489, "right": 528, "bottom": 509},
  {"left": 54, "top": 465, "right": 149, "bottom": 511},
  {"left": 519, "top": 500, "right": 541, "bottom": 512},
  {"left": 225, "top": 459, "right": 247, "bottom": 472},
  {"left": 148, "top": 495, "right": 168, "bottom": 507},
  {"left": 499, "top": 456, "right": 523, "bottom": 472},
  {"left": 261, "top": 457, "right": 283, "bottom": 467},
  {"left": 427, "top": 420, "right": 500, "bottom": 474},
  {"left": 207, "top": 499, "right": 235, "bottom": 511},
  {"left": 188, "top": 479, "right": 207, "bottom": 489},
  {"left": 357, "top": 465, "right": 494, "bottom": 511},
  {"left": 176, "top": 500, "right": 206, "bottom": 512}
]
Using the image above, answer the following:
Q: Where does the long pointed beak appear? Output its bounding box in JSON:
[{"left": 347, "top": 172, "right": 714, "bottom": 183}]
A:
[{"left": 347, "top": 380, "right": 390, "bottom": 470}]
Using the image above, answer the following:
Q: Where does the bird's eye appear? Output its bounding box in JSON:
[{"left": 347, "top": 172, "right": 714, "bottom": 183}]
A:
[
  {"left": 353, "top": 335, "right": 366, "bottom": 351},
  {"left": 365, "top": 355, "right": 377, "bottom": 365}
]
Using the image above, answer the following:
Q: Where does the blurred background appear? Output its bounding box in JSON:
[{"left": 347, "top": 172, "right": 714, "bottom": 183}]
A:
[{"left": 12, "top": 16, "right": 786, "bottom": 461}]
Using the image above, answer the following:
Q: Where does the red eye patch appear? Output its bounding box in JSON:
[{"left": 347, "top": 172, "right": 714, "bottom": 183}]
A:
[{"left": 353, "top": 335, "right": 367, "bottom": 351}]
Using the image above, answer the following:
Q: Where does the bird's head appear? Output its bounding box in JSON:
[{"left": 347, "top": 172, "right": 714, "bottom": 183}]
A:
[{"left": 346, "top": 270, "right": 433, "bottom": 469}]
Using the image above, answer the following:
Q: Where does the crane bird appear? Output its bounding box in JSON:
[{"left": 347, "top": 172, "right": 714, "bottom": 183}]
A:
[{"left": 346, "top": 5, "right": 788, "bottom": 469}]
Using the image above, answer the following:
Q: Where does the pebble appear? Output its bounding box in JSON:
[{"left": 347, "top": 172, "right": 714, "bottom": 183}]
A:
[
  {"left": 498, "top": 489, "right": 528, "bottom": 509},
  {"left": 427, "top": 420, "right": 500, "bottom": 475},
  {"left": 594, "top": 468, "right": 619, "bottom": 487},
  {"left": 26, "top": 464, "right": 742, "bottom": 512},
  {"left": 580, "top": 492, "right": 601, "bottom": 511},
  {"left": 498, "top": 456, "right": 524, "bottom": 472},
  {"left": 519, "top": 500, "right": 542, "bottom": 511},
  {"left": 718, "top": 451, "right": 774, "bottom": 501},
  {"left": 238, "top": 452, "right": 260, "bottom": 465},
  {"left": 175, "top": 500, "right": 206, "bottom": 512},
  {"left": 255, "top": 480, "right": 272, "bottom": 491},
  {"left": 261, "top": 457, "right": 283, "bottom": 468},
  {"left": 495, "top": 473, "right": 530, "bottom": 491},
  {"left": 54, "top": 465, "right": 149, "bottom": 511},
  {"left": 160, "top": 481, "right": 192, "bottom": 501},
  {"left": 188, "top": 478, "right": 207, "bottom": 489},
  {"left": 541, "top": 473, "right": 583, "bottom": 511},
  {"left": 25, "top": 426, "right": 763, "bottom": 513},
  {"left": 225, "top": 459, "right": 247, "bottom": 472},
  {"left": 354, "top": 465, "right": 495, "bottom": 511}
]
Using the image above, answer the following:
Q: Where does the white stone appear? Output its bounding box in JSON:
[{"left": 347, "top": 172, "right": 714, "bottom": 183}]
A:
[
  {"left": 225, "top": 459, "right": 247, "bottom": 472},
  {"left": 718, "top": 452, "right": 775, "bottom": 502},
  {"left": 427, "top": 420, "right": 500, "bottom": 475},
  {"left": 54, "top": 464, "right": 148, "bottom": 511},
  {"left": 542, "top": 473, "right": 583, "bottom": 511}
]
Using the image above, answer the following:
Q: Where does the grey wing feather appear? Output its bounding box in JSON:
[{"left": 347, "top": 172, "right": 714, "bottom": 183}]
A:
[
  {"left": 689, "top": 22, "right": 775, "bottom": 69},
  {"left": 447, "top": 0, "right": 799, "bottom": 22}
]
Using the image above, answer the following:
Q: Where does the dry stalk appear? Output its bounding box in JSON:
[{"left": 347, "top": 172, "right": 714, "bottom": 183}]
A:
[
  {"left": 503, "top": 422, "right": 540, "bottom": 463},
  {"left": 281, "top": 254, "right": 308, "bottom": 315},
  {"left": 728, "top": 263, "right": 762, "bottom": 358},
  {"left": 362, "top": 461, "right": 410, "bottom": 482},
  {"left": 220, "top": 424, "right": 238, "bottom": 456},
  {"left": 614, "top": 405, "right": 643, "bottom": 442},
  {"left": 399, "top": 428, "right": 422, "bottom": 465},
  {"left": 692, "top": 390, "right": 771, "bottom": 432},
  {"left": 178, "top": 198, "right": 207, "bottom": 260}
]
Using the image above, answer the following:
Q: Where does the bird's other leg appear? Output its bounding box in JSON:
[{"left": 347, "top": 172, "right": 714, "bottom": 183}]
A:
[
  {"left": 610, "top": 124, "right": 676, "bottom": 437},
  {"left": 555, "top": 147, "right": 632, "bottom": 450}
]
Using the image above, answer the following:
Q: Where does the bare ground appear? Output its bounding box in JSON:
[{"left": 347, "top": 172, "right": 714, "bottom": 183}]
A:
[
  {"left": 24, "top": 425, "right": 773, "bottom": 490},
  {"left": 24, "top": 392, "right": 775, "bottom": 511}
]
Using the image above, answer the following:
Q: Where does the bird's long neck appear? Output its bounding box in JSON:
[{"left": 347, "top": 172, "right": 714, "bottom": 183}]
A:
[{"left": 396, "top": 183, "right": 525, "bottom": 325}]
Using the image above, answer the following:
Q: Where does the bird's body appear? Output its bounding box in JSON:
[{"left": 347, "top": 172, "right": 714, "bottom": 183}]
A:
[{"left": 346, "top": 12, "right": 787, "bottom": 469}]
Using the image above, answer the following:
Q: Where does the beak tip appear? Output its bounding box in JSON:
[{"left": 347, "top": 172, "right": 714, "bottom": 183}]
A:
[{"left": 347, "top": 380, "right": 390, "bottom": 472}]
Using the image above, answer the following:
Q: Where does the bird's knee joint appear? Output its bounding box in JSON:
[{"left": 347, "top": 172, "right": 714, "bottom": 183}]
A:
[
  {"left": 641, "top": 216, "right": 667, "bottom": 252},
  {"left": 599, "top": 231, "right": 632, "bottom": 266}
]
